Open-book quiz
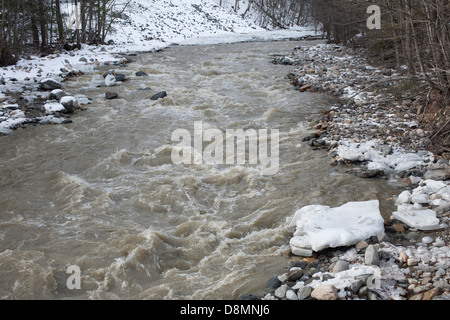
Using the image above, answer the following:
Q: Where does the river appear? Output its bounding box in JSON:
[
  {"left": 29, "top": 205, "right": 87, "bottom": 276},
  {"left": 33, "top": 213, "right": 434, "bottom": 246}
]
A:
[{"left": 0, "top": 40, "right": 404, "bottom": 299}]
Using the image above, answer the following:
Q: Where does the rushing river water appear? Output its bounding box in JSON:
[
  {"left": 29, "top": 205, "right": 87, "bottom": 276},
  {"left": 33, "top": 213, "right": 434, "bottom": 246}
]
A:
[{"left": 0, "top": 40, "right": 404, "bottom": 300}]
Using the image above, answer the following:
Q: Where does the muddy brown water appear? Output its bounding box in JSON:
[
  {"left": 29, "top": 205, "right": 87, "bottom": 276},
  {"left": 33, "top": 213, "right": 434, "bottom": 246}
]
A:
[{"left": 0, "top": 40, "right": 404, "bottom": 299}]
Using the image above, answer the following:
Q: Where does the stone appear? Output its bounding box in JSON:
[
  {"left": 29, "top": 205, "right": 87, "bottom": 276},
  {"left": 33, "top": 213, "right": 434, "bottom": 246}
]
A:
[
  {"left": 436, "top": 268, "right": 446, "bottom": 277},
  {"left": 102, "top": 71, "right": 127, "bottom": 82},
  {"left": 355, "top": 240, "right": 368, "bottom": 251},
  {"left": 299, "top": 84, "right": 312, "bottom": 92},
  {"left": 429, "top": 194, "right": 442, "bottom": 201},
  {"left": 50, "top": 89, "right": 67, "bottom": 101},
  {"left": 367, "top": 291, "right": 379, "bottom": 300},
  {"left": 135, "top": 71, "right": 149, "bottom": 77},
  {"left": 433, "top": 279, "right": 450, "bottom": 290},
  {"left": 40, "top": 78, "right": 62, "bottom": 90},
  {"left": 407, "top": 258, "right": 421, "bottom": 266},
  {"left": 421, "top": 236, "right": 433, "bottom": 244},
  {"left": 423, "top": 168, "right": 450, "bottom": 181},
  {"left": 114, "top": 73, "right": 127, "bottom": 82},
  {"left": 303, "top": 257, "right": 316, "bottom": 264},
  {"left": 75, "top": 94, "right": 92, "bottom": 105},
  {"left": 267, "top": 276, "right": 282, "bottom": 291},
  {"left": 413, "top": 285, "right": 431, "bottom": 293},
  {"left": 409, "top": 293, "right": 423, "bottom": 300},
  {"left": 311, "top": 285, "right": 338, "bottom": 300},
  {"left": 59, "top": 96, "right": 78, "bottom": 113},
  {"left": 399, "top": 252, "right": 408, "bottom": 263},
  {"left": 296, "top": 285, "right": 312, "bottom": 300},
  {"left": 286, "top": 269, "right": 304, "bottom": 282},
  {"left": 332, "top": 260, "right": 350, "bottom": 273},
  {"left": 79, "top": 57, "right": 88, "bottom": 63},
  {"left": 286, "top": 290, "right": 298, "bottom": 300},
  {"left": 433, "top": 294, "right": 450, "bottom": 300},
  {"left": 290, "top": 260, "right": 308, "bottom": 270},
  {"left": 365, "top": 245, "right": 380, "bottom": 266},
  {"left": 392, "top": 223, "right": 406, "bottom": 232},
  {"left": 358, "top": 286, "right": 368, "bottom": 296},
  {"left": 274, "top": 284, "right": 288, "bottom": 299},
  {"left": 349, "top": 280, "right": 365, "bottom": 293},
  {"left": 105, "top": 92, "right": 118, "bottom": 100},
  {"left": 277, "top": 274, "right": 287, "bottom": 283},
  {"left": 150, "top": 91, "right": 167, "bottom": 101}
]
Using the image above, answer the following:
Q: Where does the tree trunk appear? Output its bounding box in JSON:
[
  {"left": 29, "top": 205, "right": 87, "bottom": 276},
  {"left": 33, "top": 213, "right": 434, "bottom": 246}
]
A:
[{"left": 55, "top": 0, "right": 64, "bottom": 43}]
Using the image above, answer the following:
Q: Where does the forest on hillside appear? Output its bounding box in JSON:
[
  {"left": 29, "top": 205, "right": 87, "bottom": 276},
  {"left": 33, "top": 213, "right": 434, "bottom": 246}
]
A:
[{"left": 229, "top": 0, "right": 450, "bottom": 153}]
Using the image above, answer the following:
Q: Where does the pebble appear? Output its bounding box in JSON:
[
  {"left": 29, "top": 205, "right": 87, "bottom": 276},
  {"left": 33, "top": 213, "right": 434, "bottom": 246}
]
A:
[
  {"left": 286, "top": 290, "right": 298, "bottom": 300},
  {"left": 274, "top": 284, "right": 288, "bottom": 299},
  {"left": 286, "top": 269, "right": 304, "bottom": 282},
  {"left": 399, "top": 252, "right": 409, "bottom": 263},
  {"left": 365, "top": 245, "right": 380, "bottom": 266},
  {"left": 422, "top": 236, "right": 433, "bottom": 244},
  {"left": 355, "top": 240, "right": 369, "bottom": 251},
  {"left": 349, "top": 280, "right": 365, "bottom": 294},
  {"left": 407, "top": 258, "right": 421, "bottom": 266},
  {"left": 332, "top": 260, "right": 350, "bottom": 273},
  {"left": 267, "top": 276, "right": 281, "bottom": 291},
  {"left": 296, "top": 285, "right": 312, "bottom": 300}
]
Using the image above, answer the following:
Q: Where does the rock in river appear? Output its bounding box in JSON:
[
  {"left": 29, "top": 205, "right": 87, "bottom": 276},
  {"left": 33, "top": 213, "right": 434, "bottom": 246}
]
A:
[
  {"left": 136, "top": 71, "right": 149, "bottom": 77},
  {"left": 105, "top": 92, "right": 119, "bottom": 100},
  {"left": 150, "top": 91, "right": 167, "bottom": 101}
]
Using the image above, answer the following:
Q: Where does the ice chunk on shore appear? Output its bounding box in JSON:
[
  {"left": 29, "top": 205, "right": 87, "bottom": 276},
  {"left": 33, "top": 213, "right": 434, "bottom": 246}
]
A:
[
  {"left": 392, "top": 205, "right": 440, "bottom": 230},
  {"left": 395, "top": 191, "right": 412, "bottom": 205},
  {"left": 336, "top": 140, "right": 434, "bottom": 173},
  {"left": 289, "top": 200, "right": 384, "bottom": 255}
]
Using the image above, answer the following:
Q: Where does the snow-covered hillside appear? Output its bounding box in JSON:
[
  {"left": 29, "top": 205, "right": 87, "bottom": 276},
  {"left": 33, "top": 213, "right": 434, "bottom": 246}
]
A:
[
  {"left": 109, "top": 0, "right": 260, "bottom": 48},
  {"left": 108, "top": 0, "right": 317, "bottom": 49}
]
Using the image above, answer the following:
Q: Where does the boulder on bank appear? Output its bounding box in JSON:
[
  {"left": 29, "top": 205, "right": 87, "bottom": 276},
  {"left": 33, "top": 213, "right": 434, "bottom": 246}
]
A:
[
  {"left": 60, "top": 96, "right": 78, "bottom": 113},
  {"left": 40, "top": 78, "right": 62, "bottom": 90},
  {"left": 50, "top": 89, "right": 68, "bottom": 101}
]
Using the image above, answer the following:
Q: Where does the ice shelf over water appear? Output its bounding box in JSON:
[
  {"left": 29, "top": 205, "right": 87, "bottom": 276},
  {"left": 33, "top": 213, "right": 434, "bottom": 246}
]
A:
[{"left": 289, "top": 200, "right": 384, "bottom": 256}]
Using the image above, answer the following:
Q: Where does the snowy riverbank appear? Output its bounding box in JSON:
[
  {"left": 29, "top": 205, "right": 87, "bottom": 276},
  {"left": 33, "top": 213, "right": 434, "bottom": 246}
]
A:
[{"left": 254, "top": 43, "right": 450, "bottom": 301}]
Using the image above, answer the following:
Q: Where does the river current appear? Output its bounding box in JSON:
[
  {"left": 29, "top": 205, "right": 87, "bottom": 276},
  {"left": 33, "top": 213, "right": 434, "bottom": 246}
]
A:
[{"left": 0, "top": 40, "right": 403, "bottom": 299}]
